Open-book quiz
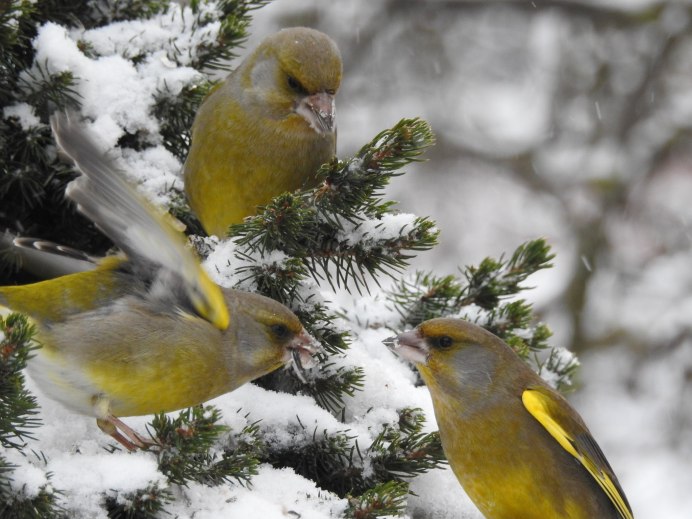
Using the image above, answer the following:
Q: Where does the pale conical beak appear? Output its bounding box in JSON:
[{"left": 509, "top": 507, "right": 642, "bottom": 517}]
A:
[
  {"left": 386, "top": 329, "right": 429, "bottom": 365},
  {"left": 285, "top": 329, "right": 322, "bottom": 383},
  {"left": 296, "top": 92, "right": 336, "bottom": 134}
]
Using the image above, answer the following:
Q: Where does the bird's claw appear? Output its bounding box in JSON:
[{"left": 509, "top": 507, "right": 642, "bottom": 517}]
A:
[{"left": 97, "top": 415, "right": 159, "bottom": 452}]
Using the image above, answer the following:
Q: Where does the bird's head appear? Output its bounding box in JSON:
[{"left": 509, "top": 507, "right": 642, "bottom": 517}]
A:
[
  {"left": 228, "top": 290, "right": 320, "bottom": 384},
  {"left": 388, "top": 318, "right": 508, "bottom": 396},
  {"left": 245, "top": 27, "right": 342, "bottom": 135}
]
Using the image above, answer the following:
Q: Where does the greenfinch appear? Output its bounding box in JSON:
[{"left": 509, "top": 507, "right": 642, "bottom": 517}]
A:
[
  {"left": 390, "top": 318, "right": 633, "bottom": 519},
  {"left": 184, "top": 27, "right": 342, "bottom": 236},
  {"left": 0, "top": 114, "right": 316, "bottom": 450}
]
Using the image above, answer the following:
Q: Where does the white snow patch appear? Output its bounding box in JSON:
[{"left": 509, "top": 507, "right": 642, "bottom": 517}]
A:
[{"left": 3, "top": 103, "right": 41, "bottom": 129}]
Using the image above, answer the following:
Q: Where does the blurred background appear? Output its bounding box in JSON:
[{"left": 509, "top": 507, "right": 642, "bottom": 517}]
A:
[{"left": 249, "top": 1, "right": 692, "bottom": 517}]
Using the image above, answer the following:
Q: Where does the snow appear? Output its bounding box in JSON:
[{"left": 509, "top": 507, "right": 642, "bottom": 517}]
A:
[
  {"left": 408, "top": 467, "right": 481, "bottom": 519},
  {"left": 205, "top": 240, "right": 292, "bottom": 289},
  {"left": 33, "top": 23, "right": 161, "bottom": 142},
  {"left": 169, "top": 466, "right": 347, "bottom": 519},
  {"left": 3, "top": 103, "right": 41, "bottom": 130},
  {"left": 335, "top": 212, "right": 421, "bottom": 248},
  {"left": 4, "top": 447, "right": 50, "bottom": 497},
  {"left": 27, "top": 7, "right": 208, "bottom": 206},
  {"left": 538, "top": 346, "right": 580, "bottom": 389},
  {"left": 49, "top": 453, "right": 164, "bottom": 518},
  {"left": 78, "top": 5, "right": 222, "bottom": 68},
  {"left": 121, "top": 145, "right": 185, "bottom": 207}
]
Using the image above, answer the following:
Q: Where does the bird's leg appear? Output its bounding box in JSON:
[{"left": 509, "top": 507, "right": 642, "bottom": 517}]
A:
[
  {"left": 92, "top": 395, "right": 158, "bottom": 451},
  {"left": 96, "top": 415, "right": 157, "bottom": 451}
]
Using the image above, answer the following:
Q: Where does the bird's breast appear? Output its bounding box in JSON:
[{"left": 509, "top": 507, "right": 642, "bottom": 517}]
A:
[{"left": 433, "top": 395, "right": 601, "bottom": 518}]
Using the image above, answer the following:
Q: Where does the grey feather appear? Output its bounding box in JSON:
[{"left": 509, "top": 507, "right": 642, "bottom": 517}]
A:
[
  {"left": 50, "top": 113, "right": 209, "bottom": 314},
  {"left": 1, "top": 231, "right": 97, "bottom": 279}
]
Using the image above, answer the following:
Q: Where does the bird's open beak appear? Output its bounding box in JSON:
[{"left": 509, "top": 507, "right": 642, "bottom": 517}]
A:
[
  {"left": 385, "top": 329, "right": 429, "bottom": 365},
  {"left": 295, "top": 92, "right": 335, "bottom": 134},
  {"left": 285, "top": 329, "right": 322, "bottom": 383}
]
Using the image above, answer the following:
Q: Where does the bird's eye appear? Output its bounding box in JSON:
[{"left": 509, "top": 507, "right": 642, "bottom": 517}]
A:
[
  {"left": 287, "top": 75, "right": 306, "bottom": 93},
  {"left": 271, "top": 323, "right": 290, "bottom": 339},
  {"left": 434, "top": 335, "right": 454, "bottom": 349}
]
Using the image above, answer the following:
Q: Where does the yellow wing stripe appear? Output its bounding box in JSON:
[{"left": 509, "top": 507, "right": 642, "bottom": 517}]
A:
[
  {"left": 522, "top": 389, "right": 633, "bottom": 519},
  {"left": 195, "top": 269, "right": 229, "bottom": 330}
]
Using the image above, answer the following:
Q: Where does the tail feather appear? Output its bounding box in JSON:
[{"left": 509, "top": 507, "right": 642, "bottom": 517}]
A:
[{"left": 1, "top": 230, "right": 97, "bottom": 280}]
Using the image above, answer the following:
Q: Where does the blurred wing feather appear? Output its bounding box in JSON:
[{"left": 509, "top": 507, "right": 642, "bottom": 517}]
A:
[{"left": 50, "top": 113, "right": 229, "bottom": 330}]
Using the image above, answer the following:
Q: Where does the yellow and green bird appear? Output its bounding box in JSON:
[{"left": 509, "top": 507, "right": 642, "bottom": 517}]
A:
[
  {"left": 184, "top": 27, "right": 342, "bottom": 236},
  {"left": 0, "top": 114, "right": 317, "bottom": 450},
  {"left": 391, "top": 318, "right": 633, "bottom": 519}
]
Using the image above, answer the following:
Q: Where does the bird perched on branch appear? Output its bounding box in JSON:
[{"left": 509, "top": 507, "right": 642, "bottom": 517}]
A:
[
  {"left": 389, "top": 318, "right": 633, "bottom": 519},
  {"left": 184, "top": 27, "right": 342, "bottom": 237},
  {"left": 0, "top": 113, "right": 317, "bottom": 450}
]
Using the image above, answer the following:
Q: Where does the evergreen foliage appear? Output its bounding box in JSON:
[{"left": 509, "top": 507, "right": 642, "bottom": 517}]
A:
[
  {"left": 151, "top": 406, "right": 262, "bottom": 487},
  {"left": 103, "top": 483, "right": 171, "bottom": 519},
  {"left": 230, "top": 118, "right": 438, "bottom": 293},
  {"left": 367, "top": 408, "right": 445, "bottom": 481},
  {"left": 345, "top": 481, "right": 408, "bottom": 519},
  {"left": 0, "top": 0, "right": 269, "bottom": 259},
  {"left": 0, "top": 314, "right": 64, "bottom": 518},
  {"left": 265, "top": 408, "right": 445, "bottom": 505},
  {"left": 0, "top": 314, "right": 41, "bottom": 448},
  {"left": 229, "top": 117, "right": 438, "bottom": 416}
]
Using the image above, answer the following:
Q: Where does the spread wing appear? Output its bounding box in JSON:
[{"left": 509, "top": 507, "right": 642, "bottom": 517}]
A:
[
  {"left": 522, "top": 386, "right": 633, "bottom": 519},
  {"left": 50, "top": 112, "right": 229, "bottom": 330}
]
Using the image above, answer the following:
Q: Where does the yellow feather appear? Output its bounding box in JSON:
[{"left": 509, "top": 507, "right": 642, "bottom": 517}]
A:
[
  {"left": 184, "top": 28, "right": 341, "bottom": 237},
  {"left": 523, "top": 389, "right": 634, "bottom": 519}
]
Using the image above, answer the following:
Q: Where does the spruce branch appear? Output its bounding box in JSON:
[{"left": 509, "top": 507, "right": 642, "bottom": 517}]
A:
[
  {"left": 367, "top": 408, "right": 446, "bottom": 481},
  {"left": 268, "top": 427, "right": 361, "bottom": 497},
  {"left": 391, "top": 238, "right": 553, "bottom": 332},
  {"left": 461, "top": 238, "right": 554, "bottom": 311},
  {"left": 388, "top": 238, "right": 557, "bottom": 362},
  {"left": 387, "top": 239, "right": 576, "bottom": 388},
  {"left": 93, "top": 0, "right": 171, "bottom": 24},
  {"left": 190, "top": 0, "right": 272, "bottom": 72},
  {"left": 345, "top": 480, "right": 409, "bottom": 519},
  {"left": 229, "top": 118, "right": 438, "bottom": 293},
  {"left": 154, "top": 81, "right": 214, "bottom": 162},
  {"left": 150, "top": 405, "right": 261, "bottom": 487},
  {"left": 0, "top": 313, "right": 64, "bottom": 518},
  {"left": 0, "top": 484, "right": 67, "bottom": 519},
  {"left": 0, "top": 314, "right": 41, "bottom": 448},
  {"left": 0, "top": 1, "right": 39, "bottom": 105},
  {"left": 17, "top": 65, "right": 81, "bottom": 118},
  {"left": 226, "top": 119, "right": 436, "bottom": 416},
  {"left": 103, "top": 483, "right": 172, "bottom": 519},
  {"left": 266, "top": 408, "right": 445, "bottom": 505},
  {"left": 303, "top": 364, "right": 365, "bottom": 414},
  {"left": 536, "top": 345, "right": 580, "bottom": 393}
]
